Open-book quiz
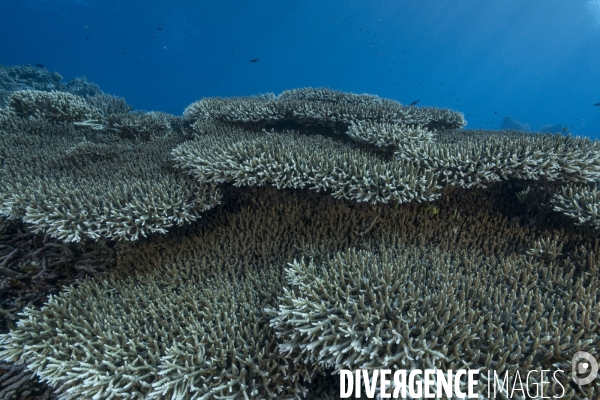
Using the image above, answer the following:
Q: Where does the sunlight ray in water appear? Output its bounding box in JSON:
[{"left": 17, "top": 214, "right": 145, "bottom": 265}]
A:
[{"left": 589, "top": 0, "right": 600, "bottom": 26}]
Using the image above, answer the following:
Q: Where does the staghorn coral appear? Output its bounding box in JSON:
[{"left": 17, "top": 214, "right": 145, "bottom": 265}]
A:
[
  {"left": 8, "top": 90, "right": 102, "bottom": 123},
  {"left": 85, "top": 93, "right": 134, "bottom": 116},
  {"left": 526, "top": 235, "right": 564, "bottom": 261},
  {"left": 550, "top": 183, "right": 600, "bottom": 228},
  {"left": 0, "top": 220, "right": 118, "bottom": 400},
  {"left": 177, "top": 92, "right": 600, "bottom": 229},
  {"left": 2, "top": 184, "right": 600, "bottom": 399},
  {"left": 173, "top": 125, "right": 440, "bottom": 204},
  {"left": 59, "top": 76, "right": 103, "bottom": 98},
  {"left": 0, "top": 64, "right": 102, "bottom": 106},
  {"left": 0, "top": 118, "right": 220, "bottom": 242},
  {"left": 0, "top": 188, "right": 383, "bottom": 400},
  {"left": 0, "top": 257, "right": 306, "bottom": 400},
  {"left": 183, "top": 87, "right": 466, "bottom": 136},
  {"left": 0, "top": 107, "right": 15, "bottom": 125},
  {"left": 105, "top": 111, "right": 178, "bottom": 140},
  {"left": 63, "top": 139, "right": 133, "bottom": 162},
  {"left": 398, "top": 129, "right": 600, "bottom": 189},
  {"left": 270, "top": 242, "right": 600, "bottom": 398},
  {"left": 346, "top": 120, "right": 435, "bottom": 149},
  {"left": 174, "top": 122, "right": 600, "bottom": 215},
  {"left": 0, "top": 362, "right": 54, "bottom": 399},
  {"left": 2, "top": 84, "right": 600, "bottom": 400}
]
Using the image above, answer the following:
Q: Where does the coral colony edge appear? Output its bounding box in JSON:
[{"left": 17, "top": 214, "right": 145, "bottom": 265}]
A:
[{"left": 0, "top": 64, "right": 599, "bottom": 399}]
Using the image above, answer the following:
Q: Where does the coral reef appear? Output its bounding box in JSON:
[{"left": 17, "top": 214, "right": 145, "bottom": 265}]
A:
[
  {"left": 0, "top": 82, "right": 599, "bottom": 399},
  {"left": 2, "top": 185, "right": 600, "bottom": 399},
  {"left": 105, "top": 111, "right": 178, "bottom": 140},
  {"left": 175, "top": 122, "right": 600, "bottom": 212},
  {"left": 540, "top": 123, "right": 564, "bottom": 133},
  {"left": 183, "top": 87, "right": 467, "bottom": 136},
  {"left": 0, "top": 362, "right": 53, "bottom": 399},
  {"left": 85, "top": 93, "right": 134, "bottom": 116},
  {"left": 0, "top": 218, "right": 117, "bottom": 400},
  {"left": 346, "top": 121, "right": 435, "bottom": 148},
  {"left": 8, "top": 90, "right": 101, "bottom": 123},
  {"left": 173, "top": 125, "right": 440, "bottom": 204},
  {"left": 400, "top": 129, "right": 600, "bottom": 189},
  {"left": 0, "top": 117, "right": 220, "bottom": 242},
  {"left": 0, "top": 64, "right": 101, "bottom": 107},
  {"left": 60, "top": 77, "right": 103, "bottom": 98},
  {"left": 551, "top": 183, "right": 600, "bottom": 228},
  {"left": 1, "top": 188, "right": 369, "bottom": 399},
  {"left": 270, "top": 243, "right": 598, "bottom": 398},
  {"left": 500, "top": 116, "right": 530, "bottom": 131}
]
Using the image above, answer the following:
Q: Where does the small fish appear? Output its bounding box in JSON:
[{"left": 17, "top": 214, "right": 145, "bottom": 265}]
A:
[
  {"left": 494, "top": 111, "right": 498, "bottom": 114},
  {"left": 563, "top": 127, "right": 568, "bottom": 132},
  {"left": 35, "top": 63, "right": 45, "bottom": 68},
  {"left": 53, "top": 13, "right": 58, "bottom": 18},
  {"left": 249, "top": 58, "right": 260, "bottom": 63},
  {"left": 86, "top": 37, "right": 90, "bottom": 40},
  {"left": 122, "top": 52, "right": 127, "bottom": 55},
  {"left": 157, "top": 27, "right": 162, "bottom": 30},
  {"left": 594, "top": 103, "right": 600, "bottom": 106},
  {"left": 409, "top": 100, "right": 420, "bottom": 106},
  {"left": 231, "top": 51, "right": 234, "bottom": 54},
  {"left": 84, "top": 25, "right": 89, "bottom": 30}
]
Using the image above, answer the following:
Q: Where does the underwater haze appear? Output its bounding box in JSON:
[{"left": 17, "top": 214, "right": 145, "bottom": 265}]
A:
[{"left": 1, "top": 0, "right": 599, "bottom": 137}]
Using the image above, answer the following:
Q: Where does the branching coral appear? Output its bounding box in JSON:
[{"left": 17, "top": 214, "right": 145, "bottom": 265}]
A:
[
  {"left": 0, "top": 118, "right": 220, "bottom": 242},
  {"left": 174, "top": 123, "right": 600, "bottom": 218},
  {"left": 85, "top": 93, "right": 133, "bottom": 116},
  {"left": 173, "top": 125, "right": 440, "bottom": 204},
  {"left": 270, "top": 243, "right": 600, "bottom": 398},
  {"left": 183, "top": 87, "right": 467, "bottom": 135},
  {"left": 0, "top": 259, "right": 306, "bottom": 400},
  {"left": 551, "top": 183, "right": 600, "bottom": 228},
  {"left": 0, "top": 64, "right": 102, "bottom": 105},
  {"left": 0, "top": 107, "right": 15, "bottom": 124},
  {"left": 398, "top": 129, "right": 600, "bottom": 189},
  {"left": 8, "top": 90, "right": 101, "bottom": 123},
  {"left": 0, "top": 189, "right": 383, "bottom": 400},
  {"left": 177, "top": 91, "right": 600, "bottom": 229},
  {"left": 346, "top": 120, "right": 435, "bottom": 148},
  {"left": 1, "top": 82, "right": 600, "bottom": 400},
  {"left": 2, "top": 184, "right": 600, "bottom": 399},
  {"left": 105, "top": 111, "right": 177, "bottom": 140}
]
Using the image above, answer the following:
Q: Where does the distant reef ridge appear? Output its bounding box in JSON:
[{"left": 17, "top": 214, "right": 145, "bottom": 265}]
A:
[
  {"left": 501, "top": 115, "right": 567, "bottom": 134},
  {"left": 500, "top": 115, "right": 531, "bottom": 131},
  {"left": 0, "top": 64, "right": 102, "bottom": 108},
  {"left": 0, "top": 66, "right": 599, "bottom": 399}
]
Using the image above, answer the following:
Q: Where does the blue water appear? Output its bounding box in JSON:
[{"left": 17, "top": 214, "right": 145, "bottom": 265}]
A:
[{"left": 1, "top": 0, "right": 599, "bottom": 137}]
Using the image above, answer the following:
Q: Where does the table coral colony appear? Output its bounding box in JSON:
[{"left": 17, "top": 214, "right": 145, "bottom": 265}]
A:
[{"left": 0, "top": 86, "right": 599, "bottom": 399}]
